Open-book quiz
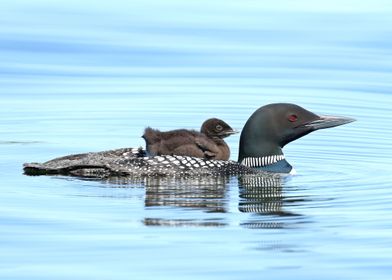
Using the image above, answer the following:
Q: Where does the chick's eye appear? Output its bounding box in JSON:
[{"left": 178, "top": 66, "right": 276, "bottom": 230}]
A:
[
  {"left": 288, "top": 114, "right": 298, "bottom": 122},
  {"left": 216, "top": 125, "right": 223, "bottom": 131}
]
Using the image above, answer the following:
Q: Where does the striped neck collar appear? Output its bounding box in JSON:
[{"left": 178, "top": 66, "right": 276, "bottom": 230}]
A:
[{"left": 241, "top": 155, "right": 285, "bottom": 168}]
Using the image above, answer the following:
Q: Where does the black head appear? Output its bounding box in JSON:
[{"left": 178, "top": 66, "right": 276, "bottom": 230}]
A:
[
  {"left": 200, "top": 118, "right": 238, "bottom": 139},
  {"left": 238, "top": 103, "right": 355, "bottom": 165}
]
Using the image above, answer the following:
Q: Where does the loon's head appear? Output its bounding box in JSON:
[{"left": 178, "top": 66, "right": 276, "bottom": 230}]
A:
[
  {"left": 238, "top": 103, "right": 355, "bottom": 173},
  {"left": 201, "top": 118, "right": 238, "bottom": 139}
]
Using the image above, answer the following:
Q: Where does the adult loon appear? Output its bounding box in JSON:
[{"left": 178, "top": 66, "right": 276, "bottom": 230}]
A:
[
  {"left": 143, "top": 118, "right": 237, "bottom": 160},
  {"left": 23, "top": 103, "right": 355, "bottom": 178}
]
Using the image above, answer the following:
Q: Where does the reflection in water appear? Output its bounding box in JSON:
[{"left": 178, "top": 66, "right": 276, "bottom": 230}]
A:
[
  {"left": 144, "top": 218, "right": 226, "bottom": 227},
  {"left": 66, "top": 174, "right": 308, "bottom": 228},
  {"left": 93, "top": 173, "right": 308, "bottom": 228},
  {"left": 144, "top": 176, "right": 229, "bottom": 212},
  {"left": 238, "top": 174, "right": 309, "bottom": 229},
  {"left": 238, "top": 174, "right": 305, "bottom": 216},
  {"left": 239, "top": 175, "right": 284, "bottom": 214},
  {"left": 142, "top": 176, "right": 230, "bottom": 227},
  {"left": 94, "top": 175, "right": 230, "bottom": 227},
  {"left": 102, "top": 173, "right": 307, "bottom": 228}
]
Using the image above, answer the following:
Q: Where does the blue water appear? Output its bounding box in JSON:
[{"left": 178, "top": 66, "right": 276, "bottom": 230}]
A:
[{"left": 1, "top": 1, "right": 392, "bottom": 279}]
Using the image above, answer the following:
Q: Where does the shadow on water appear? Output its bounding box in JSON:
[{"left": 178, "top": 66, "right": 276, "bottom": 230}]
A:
[{"left": 90, "top": 174, "right": 311, "bottom": 228}]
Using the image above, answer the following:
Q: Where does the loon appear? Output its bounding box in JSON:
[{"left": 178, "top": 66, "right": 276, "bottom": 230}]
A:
[
  {"left": 143, "top": 118, "right": 237, "bottom": 160},
  {"left": 23, "top": 103, "right": 355, "bottom": 178}
]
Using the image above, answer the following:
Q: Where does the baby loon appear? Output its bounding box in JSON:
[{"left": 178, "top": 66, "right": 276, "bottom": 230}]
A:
[
  {"left": 23, "top": 103, "right": 355, "bottom": 178},
  {"left": 143, "top": 118, "right": 237, "bottom": 160}
]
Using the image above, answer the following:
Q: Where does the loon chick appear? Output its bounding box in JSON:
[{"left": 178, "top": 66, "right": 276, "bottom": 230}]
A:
[
  {"left": 23, "top": 103, "right": 355, "bottom": 177},
  {"left": 143, "top": 118, "right": 237, "bottom": 160}
]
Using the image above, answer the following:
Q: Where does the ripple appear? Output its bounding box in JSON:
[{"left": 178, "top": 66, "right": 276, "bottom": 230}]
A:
[{"left": 0, "top": 141, "right": 45, "bottom": 145}]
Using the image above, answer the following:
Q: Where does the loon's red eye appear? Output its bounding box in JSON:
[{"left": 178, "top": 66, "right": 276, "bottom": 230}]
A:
[{"left": 288, "top": 114, "right": 298, "bottom": 122}]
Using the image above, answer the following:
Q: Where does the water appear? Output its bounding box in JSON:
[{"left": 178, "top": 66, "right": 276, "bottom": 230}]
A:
[{"left": 1, "top": 1, "right": 392, "bottom": 279}]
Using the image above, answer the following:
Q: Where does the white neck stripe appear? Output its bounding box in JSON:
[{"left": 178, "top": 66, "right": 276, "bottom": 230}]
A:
[{"left": 241, "top": 155, "right": 285, "bottom": 167}]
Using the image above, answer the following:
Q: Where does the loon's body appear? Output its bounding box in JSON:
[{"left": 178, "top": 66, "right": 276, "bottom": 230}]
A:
[
  {"left": 23, "top": 103, "right": 355, "bottom": 178},
  {"left": 23, "top": 148, "right": 255, "bottom": 177},
  {"left": 143, "top": 118, "right": 237, "bottom": 160}
]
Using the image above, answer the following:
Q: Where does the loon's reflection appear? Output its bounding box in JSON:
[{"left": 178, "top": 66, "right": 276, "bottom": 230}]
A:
[
  {"left": 239, "top": 174, "right": 289, "bottom": 215},
  {"left": 141, "top": 176, "right": 229, "bottom": 227},
  {"left": 143, "top": 218, "right": 226, "bottom": 227},
  {"left": 238, "top": 174, "right": 304, "bottom": 229},
  {"left": 97, "top": 174, "right": 304, "bottom": 228},
  {"left": 144, "top": 176, "right": 229, "bottom": 212}
]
